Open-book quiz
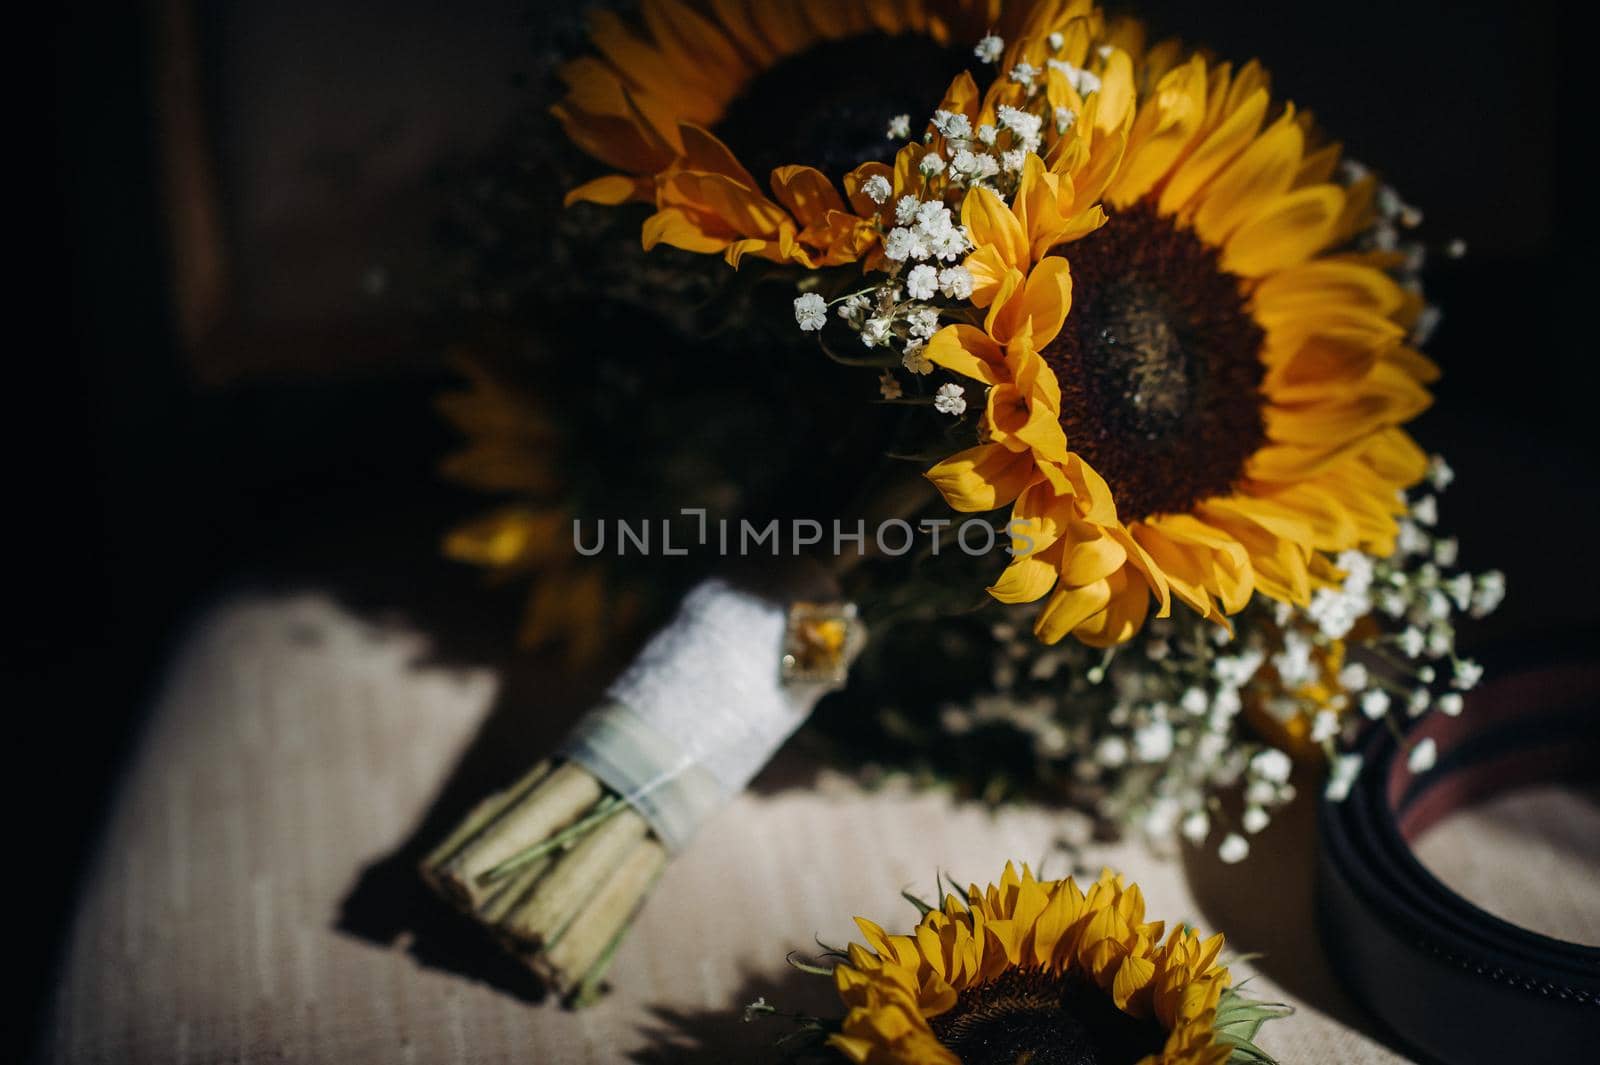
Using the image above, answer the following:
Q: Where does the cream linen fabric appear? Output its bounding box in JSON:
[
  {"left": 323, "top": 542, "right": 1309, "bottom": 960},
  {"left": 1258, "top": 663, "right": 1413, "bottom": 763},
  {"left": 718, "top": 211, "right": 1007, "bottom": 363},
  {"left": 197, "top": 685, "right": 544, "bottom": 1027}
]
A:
[{"left": 41, "top": 593, "right": 1600, "bottom": 1063}]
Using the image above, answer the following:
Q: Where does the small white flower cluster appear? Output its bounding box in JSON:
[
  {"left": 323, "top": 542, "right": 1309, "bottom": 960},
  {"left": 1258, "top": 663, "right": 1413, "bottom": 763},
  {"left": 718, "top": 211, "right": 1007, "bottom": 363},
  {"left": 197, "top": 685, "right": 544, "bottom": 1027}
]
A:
[
  {"left": 925, "top": 39, "right": 1094, "bottom": 201},
  {"left": 949, "top": 611, "right": 1294, "bottom": 864},
  {"left": 1243, "top": 461, "right": 1500, "bottom": 798},
  {"left": 926, "top": 453, "right": 1500, "bottom": 859},
  {"left": 1340, "top": 157, "right": 1459, "bottom": 346},
  {"left": 884, "top": 197, "right": 971, "bottom": 263},
  {"left": 913, "top": 102, "right": 1047, "bottom": 197},
  {"left": 1046, "top": 57, "right": 1101, "bottom": 96},
  {"left": 793, "top": 292, "right": 828, "bottom": 332},
  {"left": 793, "top": 38, "right": 1116, "bottom": 401},
  {"left": 791, "top": 243, "right": 974, "bottom": 400}
]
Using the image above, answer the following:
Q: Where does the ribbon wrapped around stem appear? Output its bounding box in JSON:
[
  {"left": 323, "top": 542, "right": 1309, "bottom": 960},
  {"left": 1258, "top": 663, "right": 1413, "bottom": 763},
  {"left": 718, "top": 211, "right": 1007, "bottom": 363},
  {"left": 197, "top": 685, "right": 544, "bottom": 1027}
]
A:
[{"left": 420, "top": 578, "right": 862, "bottom": 1003}]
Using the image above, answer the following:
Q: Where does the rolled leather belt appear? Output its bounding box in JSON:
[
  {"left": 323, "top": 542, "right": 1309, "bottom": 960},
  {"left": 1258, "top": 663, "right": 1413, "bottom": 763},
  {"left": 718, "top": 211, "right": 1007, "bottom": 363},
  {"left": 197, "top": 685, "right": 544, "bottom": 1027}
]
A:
[{"left": 1317, "top": 658, "right": 1600, "bottom": 1064}]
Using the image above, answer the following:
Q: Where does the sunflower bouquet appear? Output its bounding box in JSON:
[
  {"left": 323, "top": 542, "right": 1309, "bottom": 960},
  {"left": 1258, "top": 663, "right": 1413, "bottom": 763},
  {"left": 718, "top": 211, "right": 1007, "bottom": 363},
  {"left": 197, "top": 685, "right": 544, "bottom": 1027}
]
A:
[{"left": 422, "top": 0, "right": 1502, "bottom": 1000}]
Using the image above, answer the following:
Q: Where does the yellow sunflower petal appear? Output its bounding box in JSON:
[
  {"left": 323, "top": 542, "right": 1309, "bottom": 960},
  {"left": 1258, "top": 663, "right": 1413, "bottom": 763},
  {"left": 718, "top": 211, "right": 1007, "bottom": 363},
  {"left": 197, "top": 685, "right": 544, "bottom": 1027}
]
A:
[
  {"left": 1190, "top": 108, "right": 1303, "bottom": 245},
  {"left": 1222, "top": 184, "right": 1344, "bottom": 277},
  {"left": 1034, "top": 577, "right": 1114, "bottom": 644},
  {"left": 926, "top": 324, "right": 1007, "bottom": 385},
  {"left": 926, "top": 444, "right": 1036, "bottom": 512},
  {"left": 963, "top": 185, "right": 1030, "bottom": 275}
]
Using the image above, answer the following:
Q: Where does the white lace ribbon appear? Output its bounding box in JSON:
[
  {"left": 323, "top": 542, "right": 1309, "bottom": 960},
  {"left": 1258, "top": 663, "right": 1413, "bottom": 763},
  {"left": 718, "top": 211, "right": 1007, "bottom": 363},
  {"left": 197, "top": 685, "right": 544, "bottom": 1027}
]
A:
[{"left": 560, "top": 579, "right": 840, "bottom": 851}]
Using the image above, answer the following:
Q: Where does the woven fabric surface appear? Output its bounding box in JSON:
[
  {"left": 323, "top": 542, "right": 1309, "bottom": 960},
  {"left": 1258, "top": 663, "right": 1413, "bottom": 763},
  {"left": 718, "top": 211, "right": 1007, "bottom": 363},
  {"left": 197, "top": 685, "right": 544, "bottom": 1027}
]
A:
[{"left": 41, "top": 593, "right": 1600, "bottom": 1063}]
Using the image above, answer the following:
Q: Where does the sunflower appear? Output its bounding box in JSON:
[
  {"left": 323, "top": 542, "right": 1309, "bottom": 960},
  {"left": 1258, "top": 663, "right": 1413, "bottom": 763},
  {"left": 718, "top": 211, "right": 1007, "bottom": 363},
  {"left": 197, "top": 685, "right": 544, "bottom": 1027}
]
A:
[
  {"left": 925, "top": 25, "right": 1435, "bottom": 647},
  {"left": 437, "top": 357, "right": 634, "bottom": 665},
  {"left": 830, "top": 863, "right": 1276, "bottom": 1065},
  {"left": 552, "top": 0, "right": 1062, "bottom": 266}
]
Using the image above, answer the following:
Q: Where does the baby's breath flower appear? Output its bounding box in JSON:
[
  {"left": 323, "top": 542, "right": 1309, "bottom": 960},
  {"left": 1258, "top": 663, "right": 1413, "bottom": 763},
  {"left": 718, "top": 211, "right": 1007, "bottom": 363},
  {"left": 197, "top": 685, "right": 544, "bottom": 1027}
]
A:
[
  {"left": 1251, "top": 748, "right": 1293, "bottom": 784},
  {"left": 976, "top": 123, "right": 998, "bottom": 146},
  {"left": 1047, "top": 31, "right": 1065, "bottom": 50},
  {"left": 1397, "top": 520, "right": 1429, "bottom": 556},
  {"left": 1427, "top": 455, "right": 1454, "bottom": 491},
  {"left": 914, "top": 200, "right": 948, "bottom": 228},
  {"left": 1437, "top": 692, "right": 1464, "bottom": 716},
  {"left": 1242, "top": 806, "right": 1270, "bottom": 834},
  {"left": 1412, "top": 305, "right": 1443, "bottom": 345},
  {"left": 1311, "top": 710, "right": 1340, "bottom": 743},
  {"left": 1425, "top": 589, "right": 1452, "bottom": 621},
  {"left": 1338, "top": 662, "right": 1369, "bottom": 691},
  {"left": 974, "top": 34, "right": 1004, "bottom": 63},
  {"left": 894, "top": 195, "right": 920, "bottom": 225},
  {"left": 1009, "top": 61, "right": 1039, "bottom": 87},
  {"left": 861, "top": 174, "right": 892, "bottom": 204},
  {"left": 883, "top": 227, "right": 918, "bottom": 262},
  {"left": 1181, "top": 810, "right": 1210, "bottom": 845},
  {"left": 1471, "top": 571, "right": 1505, "bottom": 617},
  {"left": 1433, "top": 537, "right": 1460, "bottom": 567},
  {"left": 902, "top": 344, "right": 933, "bottom": 375},
  {"left": 1408, "top": 737, "right": 1437, "bottom": 773},
  {"left": 906, "top": 308, "right": 941, "bottom": 339},
  {"left": 1095, "top": 735, "right": 1129, "bottom": 767},
  {"left": 1360, "top": 689, "right": 1391, "bottom": 720},
  {"left": 1452, "top": 658, "right": 1483, "bottom": 691},
  {"left": 929, "top": 225, "right": 970, "bottom": 261},
  {"left": 1218, "top": 833, "right": 1250, "bottom": 863},
  {"left": 1326, "top": 754, "right": 1362, "bottom": 801},
  {"left": 995, "top": 105, "right": 1043, "bottom": 151},
  {"left": 1272, "top": 632, "right": 1315, "bottom": 687},
  {"left": 837, "top": 293, "right": 870, "bottom": 323},
  {"left": 1412, "top": 494, "right": 1439, "bottom": 526},
  {"left": 1214, "top": 648, "right": 1265, "bottom": 688},
  {"left": 1133, "top": 721, "right": 1174, "bottom": 762},
  {"left": 919, "top": 152, "right": 946, "bottom": 177},
  {"left": 932, "top": 110, "right": 972, "bottom": 140},
  {"left": 793, "top": 292, "right": 827, "bottom": 331},
  {"left": 1196, "top": 731, "right": 1228, "bottom": 763},
  {"left": 933, "top": 382, "right": 967, "bottom": 416},
  {"left": 1245, "top": 778, "right": 1278, "bottom": 806},
  {"left": 938, "top": 265, "right": 973, "bottom": 300},
  {"left": 1054, "top": 106, "right": 1076, "bottom": 133},
  {"left": 1048, "top": 58, "right": 1101, "bottom": 95},
  {"left": 877, "top": 371, "right": 902, "bottom": 400},
  {"left": 949, "top": 148, "right": 983, "bottom": 181},
  {"left": 905, "top": 264, "right": 938, "bottom": 300},
  {"left": 861, "top": 316, "right": 893, "bottom": 347}
]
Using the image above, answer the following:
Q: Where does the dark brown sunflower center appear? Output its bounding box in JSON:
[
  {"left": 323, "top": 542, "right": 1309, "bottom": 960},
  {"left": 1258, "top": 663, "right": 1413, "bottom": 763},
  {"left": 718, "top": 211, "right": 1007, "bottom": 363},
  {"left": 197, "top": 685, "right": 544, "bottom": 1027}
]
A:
[
  {"left": 1041, "top": 201, "right": 1267, "bottom": 521},
  {"left": 929, "top": 969, "right": 1168, "bottom": 1065},
  {"left": 713, "top": 33, "right": 970, "bottom": 183}
]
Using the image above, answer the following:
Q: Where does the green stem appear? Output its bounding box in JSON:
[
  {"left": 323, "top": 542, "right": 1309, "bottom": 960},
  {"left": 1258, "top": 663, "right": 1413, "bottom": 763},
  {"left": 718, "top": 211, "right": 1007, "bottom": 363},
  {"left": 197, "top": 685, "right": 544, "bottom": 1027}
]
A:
[{"left": 477, "top": 794, "right": 627, "bottom": 886}]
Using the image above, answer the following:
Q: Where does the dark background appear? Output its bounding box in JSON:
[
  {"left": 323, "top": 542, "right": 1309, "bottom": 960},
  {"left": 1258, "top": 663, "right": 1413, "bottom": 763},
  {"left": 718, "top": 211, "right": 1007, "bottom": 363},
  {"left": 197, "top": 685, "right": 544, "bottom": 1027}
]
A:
[{"left": 33, "top": 0, "right": 1589, "bottom": 1047}]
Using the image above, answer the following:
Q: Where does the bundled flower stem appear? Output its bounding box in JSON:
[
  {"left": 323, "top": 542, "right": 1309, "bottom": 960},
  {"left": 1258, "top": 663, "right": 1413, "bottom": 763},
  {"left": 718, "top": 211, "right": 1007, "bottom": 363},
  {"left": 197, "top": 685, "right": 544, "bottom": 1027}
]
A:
[
  {"left": 422, "top": 578, "right": 857, "bottom": 1004},
  {"left": 421, "top": 759, "right": 667, "bottom": 1003}
]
